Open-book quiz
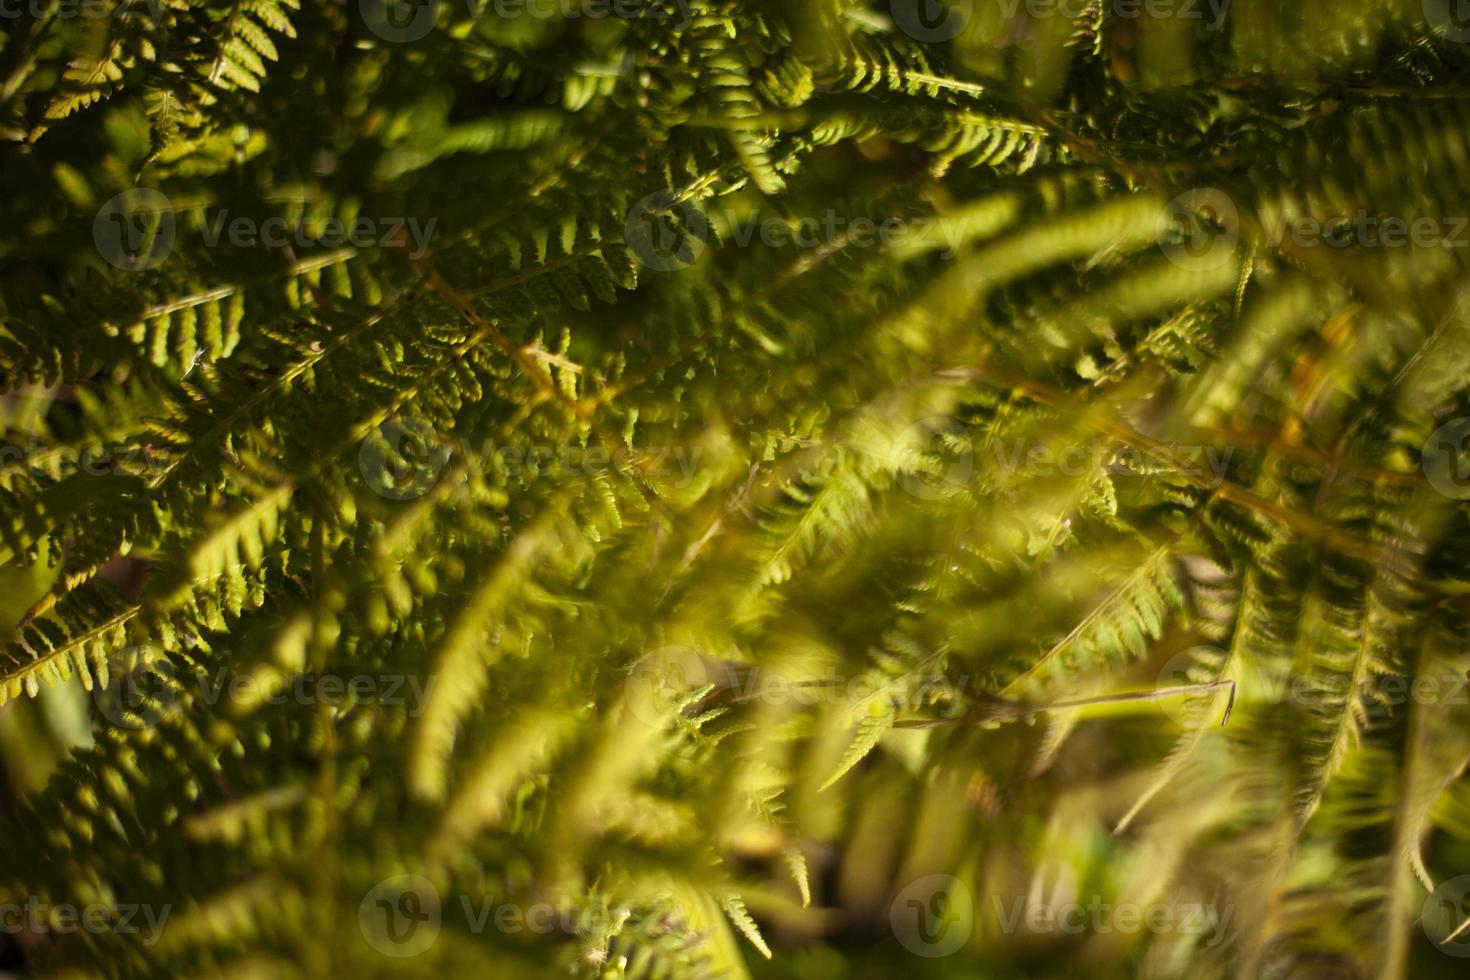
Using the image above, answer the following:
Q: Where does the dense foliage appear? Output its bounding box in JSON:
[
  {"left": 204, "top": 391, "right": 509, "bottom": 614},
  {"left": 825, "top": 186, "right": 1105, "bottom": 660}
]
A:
[{"left": 3, "top": 1, "right": 1470, "bottom": 977}]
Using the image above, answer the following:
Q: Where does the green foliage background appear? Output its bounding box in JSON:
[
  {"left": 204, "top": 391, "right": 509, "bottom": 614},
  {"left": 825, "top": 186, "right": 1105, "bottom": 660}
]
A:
[{"left": 2, "top": 0, "right": 1470, "bottom": 977}]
